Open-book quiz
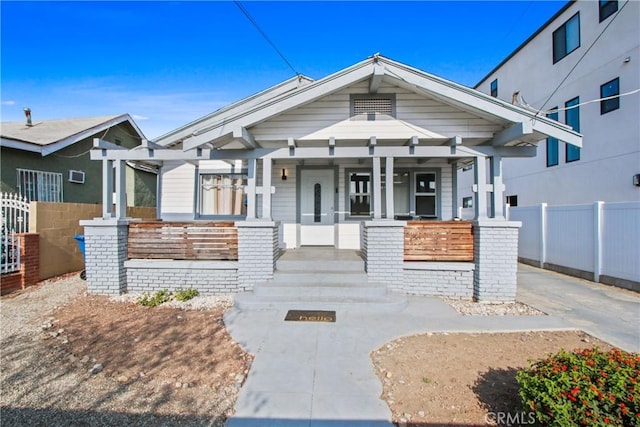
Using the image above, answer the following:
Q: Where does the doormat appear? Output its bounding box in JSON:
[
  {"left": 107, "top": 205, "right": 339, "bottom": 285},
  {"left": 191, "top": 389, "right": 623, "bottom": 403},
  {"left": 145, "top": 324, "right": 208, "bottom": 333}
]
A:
[{"left": 284, "top": 310, "right": 336, "bottom": 323}]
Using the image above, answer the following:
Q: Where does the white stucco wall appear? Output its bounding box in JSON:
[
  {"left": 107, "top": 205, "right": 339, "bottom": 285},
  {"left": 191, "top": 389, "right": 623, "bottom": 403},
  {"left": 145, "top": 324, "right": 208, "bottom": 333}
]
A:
[{"left": 459, "top": 0, "right": 640, "bottom": 207}]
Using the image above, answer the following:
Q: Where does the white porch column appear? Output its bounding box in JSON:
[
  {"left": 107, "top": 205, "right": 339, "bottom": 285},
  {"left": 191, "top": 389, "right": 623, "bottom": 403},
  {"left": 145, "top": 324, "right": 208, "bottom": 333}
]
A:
[
  {"left": 490, "top": 156, "right": 505, "bottom": 219},
  {"left": 246, "top": 158, "right": 257, "bottom": 219},
  {"left": 451, "top": 162, "right": 459, "bottom": 219},
  {"left": 155, "top": 166, "right": 162, "bottom": 219},
  {"left": 473, "top": 156, "right": 488, "bottom": 219},
  {"left": 262, "top": 157, "right": 272, "bottom": 220},
  {"left": 114, "top": 160, "right": 127, "bottom": 219},
  {"left": 372, "top": 156, "right": 382, "bottom": 219},
  {"left": 385, "top": 157, "right": 395, "bottom": 219},
  {"left": 102, "top": 159, "right": 113, "bottom": 219}
]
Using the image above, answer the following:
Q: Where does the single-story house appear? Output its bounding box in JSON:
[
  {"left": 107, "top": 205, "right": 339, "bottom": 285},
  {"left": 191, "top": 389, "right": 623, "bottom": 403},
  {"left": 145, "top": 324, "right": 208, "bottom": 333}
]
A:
[
  {"left": 81, "top": 55, "right": 581, "bottom": 301},
  {"left": 1, "top": 113, "right": 157, "bottom": 207}
]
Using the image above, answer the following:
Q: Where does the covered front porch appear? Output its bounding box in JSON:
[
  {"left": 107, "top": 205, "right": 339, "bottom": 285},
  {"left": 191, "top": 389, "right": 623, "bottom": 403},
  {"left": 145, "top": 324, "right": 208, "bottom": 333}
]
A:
[{"left": 78, "top": 56, "right": 582, "bottom": 302}]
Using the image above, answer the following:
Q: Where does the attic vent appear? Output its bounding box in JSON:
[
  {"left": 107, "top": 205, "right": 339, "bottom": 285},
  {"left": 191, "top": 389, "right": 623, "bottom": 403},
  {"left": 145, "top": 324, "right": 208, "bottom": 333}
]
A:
[
  {"left": 68, "top": 170, "right": 85, "bottom": 184},
  {"left": 353, "top": 98, "right": 393, "bottom": 115}
]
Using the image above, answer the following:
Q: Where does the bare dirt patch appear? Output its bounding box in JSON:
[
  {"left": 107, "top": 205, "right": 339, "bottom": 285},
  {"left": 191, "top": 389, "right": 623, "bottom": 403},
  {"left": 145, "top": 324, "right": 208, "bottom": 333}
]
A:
[
  {"left": 2, "top": 287, "right": 251, "bottom": 426},
  {"left": 371, "top": 330, "right": 613, "bottom": 426}
]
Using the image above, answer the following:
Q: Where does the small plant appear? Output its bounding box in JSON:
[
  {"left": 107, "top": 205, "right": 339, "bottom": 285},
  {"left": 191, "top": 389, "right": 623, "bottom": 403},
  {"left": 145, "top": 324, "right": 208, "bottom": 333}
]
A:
[
  {"left": 517, "top": 347, "right": 640, "bottom": 426},
  {"left": 137, "top": 289, "right": 172, "bottom": 308},
  {"left": 174, "top": 288, "right": 199, "bottom": 302},
  {"left": 422, "top": 376, "right": 431, "bottom": 384}
]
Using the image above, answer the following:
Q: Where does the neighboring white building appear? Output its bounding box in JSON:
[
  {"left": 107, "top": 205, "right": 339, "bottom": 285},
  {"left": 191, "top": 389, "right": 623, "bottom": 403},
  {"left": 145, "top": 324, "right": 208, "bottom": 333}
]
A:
[{"left": 458, "top": 0, "right": 639, "bottom": 210}]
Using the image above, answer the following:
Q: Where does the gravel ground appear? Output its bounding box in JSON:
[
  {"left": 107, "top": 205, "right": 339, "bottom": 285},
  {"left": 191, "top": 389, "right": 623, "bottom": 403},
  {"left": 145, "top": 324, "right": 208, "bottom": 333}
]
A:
[{"left": 442, "top": 298, "right": 546, "bottom": 316}]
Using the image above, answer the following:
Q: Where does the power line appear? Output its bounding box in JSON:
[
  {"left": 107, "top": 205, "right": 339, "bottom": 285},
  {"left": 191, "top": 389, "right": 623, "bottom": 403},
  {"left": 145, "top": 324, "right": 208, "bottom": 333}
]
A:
[
  {"left": 233, "top": 1, "right": 300, "bottom": 76},
  {"left": 536, "top": 0, "right": 630, "bottom": 117}
]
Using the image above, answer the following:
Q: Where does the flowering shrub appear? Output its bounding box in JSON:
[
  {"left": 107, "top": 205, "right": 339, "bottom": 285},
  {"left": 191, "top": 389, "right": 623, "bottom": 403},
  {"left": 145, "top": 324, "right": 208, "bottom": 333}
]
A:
[{"left": 516, "top": 347, "right": 640, "bottom": 426}]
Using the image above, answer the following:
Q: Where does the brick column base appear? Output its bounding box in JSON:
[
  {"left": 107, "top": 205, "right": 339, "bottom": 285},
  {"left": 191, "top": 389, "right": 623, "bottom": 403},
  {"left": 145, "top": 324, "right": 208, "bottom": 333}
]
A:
[
  {"left": 363, "top": 220, "right": 406, "bottom": 289},
  {"left": 473, "top": 220, "right": 521, "bottom": 302},
  {"left": 236, "top": 221, "right": 279, "bottom": 291},
  {"left": 80, "top": 218, "right": 129, "bottom": 295}
]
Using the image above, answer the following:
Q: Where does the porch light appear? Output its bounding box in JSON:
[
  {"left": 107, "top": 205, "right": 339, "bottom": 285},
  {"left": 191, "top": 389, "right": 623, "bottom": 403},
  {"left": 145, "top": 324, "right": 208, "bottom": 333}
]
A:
[{"left": 281, "top": 168, "right": 287, "bottom": 180}]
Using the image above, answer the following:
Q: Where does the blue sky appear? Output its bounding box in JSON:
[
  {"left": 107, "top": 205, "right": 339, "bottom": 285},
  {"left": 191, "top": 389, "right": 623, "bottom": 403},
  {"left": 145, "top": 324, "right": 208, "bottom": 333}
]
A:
[{"left": 1, "top": 1, "right": 565, "bottom": 139}]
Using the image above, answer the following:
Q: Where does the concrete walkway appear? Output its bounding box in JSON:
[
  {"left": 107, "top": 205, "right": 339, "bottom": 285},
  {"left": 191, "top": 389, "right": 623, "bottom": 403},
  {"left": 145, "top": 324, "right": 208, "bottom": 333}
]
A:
[
  {"left": 517, "top": 263, "right": 640, "bottom": 353},
  {"left": 224, "top": 264, "right": 639, "bottom": 426}
]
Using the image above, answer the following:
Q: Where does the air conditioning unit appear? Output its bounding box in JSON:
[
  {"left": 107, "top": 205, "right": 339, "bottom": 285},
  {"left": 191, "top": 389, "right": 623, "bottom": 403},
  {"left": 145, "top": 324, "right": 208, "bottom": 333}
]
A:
[{"left": 68, "top": 170, "right": 85, "bottom": 184}]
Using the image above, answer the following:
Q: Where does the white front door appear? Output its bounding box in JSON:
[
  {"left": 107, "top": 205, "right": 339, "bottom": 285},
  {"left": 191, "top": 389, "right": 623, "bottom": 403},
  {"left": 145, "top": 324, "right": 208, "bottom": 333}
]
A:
[{"left": 300, "top": 169, "right": 335, "bottom": 246}]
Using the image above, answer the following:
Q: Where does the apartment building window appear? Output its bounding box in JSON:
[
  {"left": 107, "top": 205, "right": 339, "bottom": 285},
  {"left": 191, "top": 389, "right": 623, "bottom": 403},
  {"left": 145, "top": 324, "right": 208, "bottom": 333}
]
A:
[
  {"left": 490, "top": 79, "right": 498, "bottom": 98},
  {"left": 506, "top": 195, "right": 518, "bottom": 207},
  {"left": 16, "top": 169, "right": 63, "bottom": 202},
  {"left": 553, "top": 13, "right": 580, "bottom": 63},
  {"left": 462, "top": 197, "right": 473, "bottom": 209},
  {"left": 565, "top": 97, "right": 581, "bottom": 162},
  {"left": 600, "top": 77, "right": 620, "bottom": 114},
  {"left": 546, "top": 108, "right": 559, "bottom": 167},
  {"left": 599, "top": 0, "right": 618, "bottom": 22}
]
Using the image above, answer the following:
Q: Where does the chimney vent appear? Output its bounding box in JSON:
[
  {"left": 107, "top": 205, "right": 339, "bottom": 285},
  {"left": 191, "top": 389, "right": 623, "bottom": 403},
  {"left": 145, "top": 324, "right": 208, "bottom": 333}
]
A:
[{"left": 24, "top": 108, "right": 33, "bottom": 126}]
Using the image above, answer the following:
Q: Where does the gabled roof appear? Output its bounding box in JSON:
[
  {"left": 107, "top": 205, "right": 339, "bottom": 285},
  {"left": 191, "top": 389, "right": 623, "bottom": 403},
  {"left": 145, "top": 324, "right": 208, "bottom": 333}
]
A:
[
  {"left": 0, "top": 114, "right": 146, "bottom": 156},
  {"left": 154, "top": 74, "right": 314, "bottom": 147},
  {"left": 158, "top": 54, "right": 581, "bottom": 151}
]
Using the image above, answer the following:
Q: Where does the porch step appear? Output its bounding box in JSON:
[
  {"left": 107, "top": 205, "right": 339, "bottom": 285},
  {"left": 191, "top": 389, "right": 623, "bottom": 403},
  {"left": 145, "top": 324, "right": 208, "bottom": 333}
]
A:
[
  {"left": 267, "top": 271, "right": 371, "bottom": 285},
  {"left": 253, "top": 281, "right": 388, "bottom": 298},
  {"left": 233, "top": 292, "right": 407, "bottom": 313},
  {"left": 275, "top": 259, "right": 364, "bottom": 273}
]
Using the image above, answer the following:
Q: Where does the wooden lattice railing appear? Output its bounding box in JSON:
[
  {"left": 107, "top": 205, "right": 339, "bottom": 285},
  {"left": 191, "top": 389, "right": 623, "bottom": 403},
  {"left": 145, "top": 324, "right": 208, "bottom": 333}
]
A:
[
  {"left": 404, "top": 221, "right": 474, "bottom": 262},
  {"left": 128, "top": 221, "right": 238, "bottom": 261}
]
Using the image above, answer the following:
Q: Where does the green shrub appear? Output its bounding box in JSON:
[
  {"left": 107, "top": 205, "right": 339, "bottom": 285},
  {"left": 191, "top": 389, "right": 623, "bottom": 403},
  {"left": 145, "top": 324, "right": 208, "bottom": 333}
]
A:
[
  {"left": 137, "top": 289, "right": 172, "bottom": 307},
  {"left": 516, "top": 347, "right": 639, "bottom": 426},
  {"left": 173, "top": 288, "right": 199, "bottom": 302}
]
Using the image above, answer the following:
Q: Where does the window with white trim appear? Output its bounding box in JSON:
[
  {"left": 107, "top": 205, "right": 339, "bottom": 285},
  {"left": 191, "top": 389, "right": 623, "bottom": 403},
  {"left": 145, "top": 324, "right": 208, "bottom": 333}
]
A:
[
  {"left": 348, "top": 171, "right": 371, "bottom": 216},
  {"left": 17, "top": 168, "right": 63, "bottom": 202},
  {"left": 199, "top": 174, "right": 247, "bottom": 216},
  {"left": 462, "top": 197, "right": 473, "bottom": 208},
  {"left": 415, "top": 172, "right": 437, "bottom": 217}
]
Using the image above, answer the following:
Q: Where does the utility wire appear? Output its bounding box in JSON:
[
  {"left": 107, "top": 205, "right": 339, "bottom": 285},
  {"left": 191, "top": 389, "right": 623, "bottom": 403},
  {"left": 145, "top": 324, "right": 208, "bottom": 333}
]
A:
[
  {"left": 234, "top": 1, "right": 300, "bottom": 76},
  {"left": 536, "top": 0, "right": 630, "bottom": 116}
]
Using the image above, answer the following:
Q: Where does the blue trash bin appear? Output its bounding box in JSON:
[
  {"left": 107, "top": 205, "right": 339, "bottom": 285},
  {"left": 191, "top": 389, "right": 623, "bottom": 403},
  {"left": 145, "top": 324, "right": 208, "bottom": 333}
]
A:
[{"left": 73, "top": 235, "right": 86, "bottom": 280}]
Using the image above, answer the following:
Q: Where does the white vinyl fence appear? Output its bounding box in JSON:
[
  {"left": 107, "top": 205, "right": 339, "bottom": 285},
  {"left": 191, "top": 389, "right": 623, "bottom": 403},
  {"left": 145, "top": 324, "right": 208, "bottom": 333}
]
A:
[{"left": 509, "top": 201, "right": 640, "bottom": 287}]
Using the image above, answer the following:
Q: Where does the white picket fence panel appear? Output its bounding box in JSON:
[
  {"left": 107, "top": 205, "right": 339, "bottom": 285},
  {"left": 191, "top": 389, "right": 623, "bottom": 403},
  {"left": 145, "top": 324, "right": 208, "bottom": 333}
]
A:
[
  {"left": 1, "top": 192, "right": 29, "bottom": 274},
  {"left": 509, "top": 201, "right": 640, "bottom": 284}
]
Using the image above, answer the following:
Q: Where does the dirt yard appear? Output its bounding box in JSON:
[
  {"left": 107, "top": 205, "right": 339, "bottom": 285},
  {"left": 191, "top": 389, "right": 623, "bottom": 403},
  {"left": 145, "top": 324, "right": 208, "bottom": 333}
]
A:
[
  {"left": 371, "top": 330, "right": 614, "bottom": 426},
  {"left": 1, "top": 277, "right": 251, "bottom": 426}
]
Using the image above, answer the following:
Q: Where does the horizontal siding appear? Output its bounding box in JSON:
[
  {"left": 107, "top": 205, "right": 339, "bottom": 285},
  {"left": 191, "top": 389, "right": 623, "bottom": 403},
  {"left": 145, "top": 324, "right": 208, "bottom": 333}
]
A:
[
  {"left": 272, "top": 161, "right": 297, "bottom": 222},
  {"left": 161, "top": 161, "right": 195, "bottom": 218},
  {"left": 250, "top": 80, "right": 502, "bottom": 141}
]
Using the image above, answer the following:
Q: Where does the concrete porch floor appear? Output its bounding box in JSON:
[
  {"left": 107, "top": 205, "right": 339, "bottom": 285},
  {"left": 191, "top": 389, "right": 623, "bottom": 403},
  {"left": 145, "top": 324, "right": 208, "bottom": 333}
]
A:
[{"left": 278, "top": 247, "right": 364, "bottom": 263}]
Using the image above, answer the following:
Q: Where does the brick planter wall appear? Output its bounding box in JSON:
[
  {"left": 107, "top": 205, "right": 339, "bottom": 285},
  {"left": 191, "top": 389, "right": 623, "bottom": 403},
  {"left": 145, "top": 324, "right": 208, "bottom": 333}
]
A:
[{"left": 1, "top": 233, "right": 40, "bottom": 295}]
